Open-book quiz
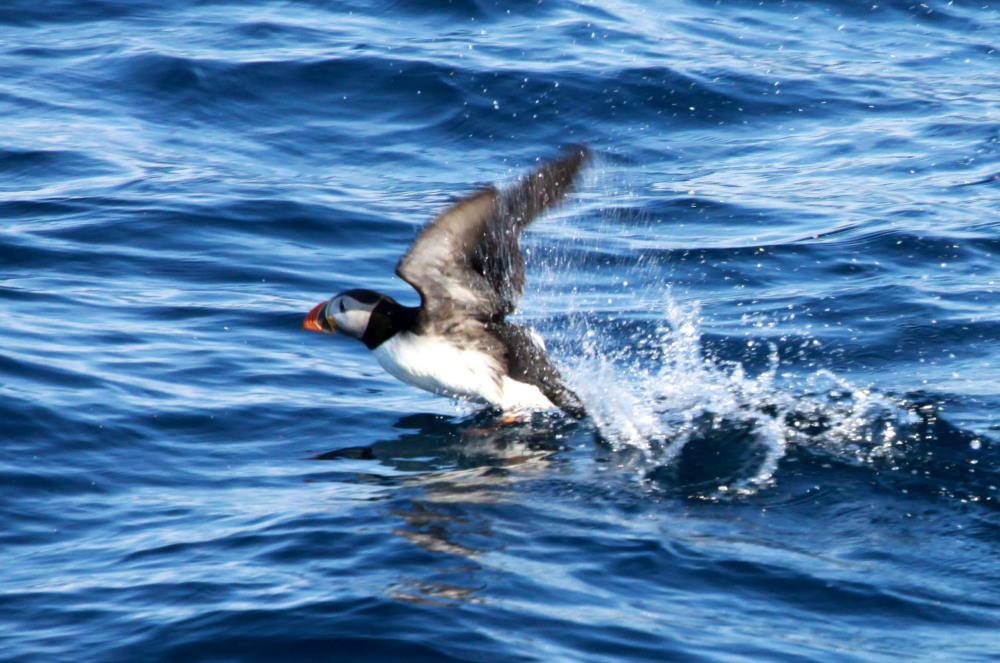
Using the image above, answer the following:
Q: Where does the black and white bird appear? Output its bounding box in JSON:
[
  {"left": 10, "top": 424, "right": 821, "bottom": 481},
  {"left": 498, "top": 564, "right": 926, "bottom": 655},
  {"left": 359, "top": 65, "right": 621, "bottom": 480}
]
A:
[{"left": 302, "top": 146, "right": 589, "bottom": 417}]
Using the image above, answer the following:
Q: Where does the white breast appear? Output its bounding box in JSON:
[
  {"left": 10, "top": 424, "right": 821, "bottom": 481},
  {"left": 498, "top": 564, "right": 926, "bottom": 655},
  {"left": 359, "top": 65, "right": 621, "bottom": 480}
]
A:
[
  {"left": 498, "top": 376, "right": 557, "bottom": 412},
  {"left": 372, "top": 332, "right": 503, "bottom": 404},
  {"left": 371, "top": 332, "right": 556, "bottom": 412}
]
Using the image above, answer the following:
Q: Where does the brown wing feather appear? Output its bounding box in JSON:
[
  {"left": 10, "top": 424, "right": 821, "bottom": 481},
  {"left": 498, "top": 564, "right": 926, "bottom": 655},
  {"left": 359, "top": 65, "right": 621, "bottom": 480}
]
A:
[
  {"left": 395, "top": 187, "right": 502, "bottom": 331},
  {"left": 396, "top": 146, "right": 590, "bottom": 330}
]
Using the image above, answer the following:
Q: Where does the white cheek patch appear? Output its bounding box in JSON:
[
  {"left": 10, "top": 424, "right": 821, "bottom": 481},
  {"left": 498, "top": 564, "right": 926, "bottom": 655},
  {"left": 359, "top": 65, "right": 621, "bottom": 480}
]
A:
[{"left": 333, "top": 308, "right": 371, "bottom": 337}]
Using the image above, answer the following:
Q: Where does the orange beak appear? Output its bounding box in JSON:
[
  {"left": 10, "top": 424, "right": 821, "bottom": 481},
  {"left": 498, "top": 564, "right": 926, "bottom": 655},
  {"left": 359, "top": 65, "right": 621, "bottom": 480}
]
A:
[{"left": 302, "top": 301, "right": 333, "bottom": 333}]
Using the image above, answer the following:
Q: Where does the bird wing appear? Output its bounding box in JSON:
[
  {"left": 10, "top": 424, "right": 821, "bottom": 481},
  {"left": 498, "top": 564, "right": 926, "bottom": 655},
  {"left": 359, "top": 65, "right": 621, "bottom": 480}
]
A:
[{"left": 396, "top": 146, "right": 589, "bottom": 329}]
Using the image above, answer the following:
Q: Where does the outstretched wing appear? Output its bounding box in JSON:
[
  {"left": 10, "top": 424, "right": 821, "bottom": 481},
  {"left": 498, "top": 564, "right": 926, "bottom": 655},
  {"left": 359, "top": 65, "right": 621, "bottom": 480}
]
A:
[{"left": 396, "top": 146, "right": 590, "bottom": 329}]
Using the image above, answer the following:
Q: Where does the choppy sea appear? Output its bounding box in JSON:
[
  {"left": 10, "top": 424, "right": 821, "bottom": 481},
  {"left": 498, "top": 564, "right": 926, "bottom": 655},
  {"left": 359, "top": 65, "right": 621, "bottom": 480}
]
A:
[{"left": 2, "top": 1, "right": 999, "bottom": 661}]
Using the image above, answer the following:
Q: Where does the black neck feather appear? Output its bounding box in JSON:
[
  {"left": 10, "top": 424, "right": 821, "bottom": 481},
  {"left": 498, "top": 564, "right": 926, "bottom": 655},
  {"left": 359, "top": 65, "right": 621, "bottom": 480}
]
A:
[{"left": 361, "top": 298, "right": 419, "bottom": 349}]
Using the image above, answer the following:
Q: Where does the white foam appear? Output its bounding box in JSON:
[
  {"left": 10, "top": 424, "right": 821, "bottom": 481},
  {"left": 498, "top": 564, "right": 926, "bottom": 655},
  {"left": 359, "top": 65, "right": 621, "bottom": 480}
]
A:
[{"left": 556, "top": 292, "right": 912, "bottom": 496}]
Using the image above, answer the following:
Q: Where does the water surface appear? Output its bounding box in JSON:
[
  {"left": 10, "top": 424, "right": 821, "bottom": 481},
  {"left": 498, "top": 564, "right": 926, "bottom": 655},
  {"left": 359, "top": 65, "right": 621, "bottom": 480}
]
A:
[{"left": 2, "top": 1, "right": 999, "bottom": 661}]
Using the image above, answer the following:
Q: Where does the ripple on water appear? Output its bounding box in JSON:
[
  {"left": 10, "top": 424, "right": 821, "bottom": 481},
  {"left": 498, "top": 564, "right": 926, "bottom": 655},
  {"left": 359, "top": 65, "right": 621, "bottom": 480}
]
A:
[{"left": 2, "top": 1, "right": 999, "bottom": 662}]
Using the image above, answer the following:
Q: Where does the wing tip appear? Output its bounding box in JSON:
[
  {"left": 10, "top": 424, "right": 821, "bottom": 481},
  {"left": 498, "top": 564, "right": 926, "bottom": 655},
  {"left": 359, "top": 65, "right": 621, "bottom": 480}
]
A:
[
  {"left": 547, "top": 143, "right": 591, "bottom": 178},
  {"left": 562, "top": 143, "right": 591, "bottom": 162},
  {"left": 514, "top": 144, "right": 591, "bottom": 212}
]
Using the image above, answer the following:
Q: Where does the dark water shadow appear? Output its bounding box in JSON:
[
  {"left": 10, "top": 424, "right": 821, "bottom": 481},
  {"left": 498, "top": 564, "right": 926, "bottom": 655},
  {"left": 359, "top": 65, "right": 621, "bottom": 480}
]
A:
[
  {"left": 302, "top": 410, "right": 589, "bottom": 605},
  {"left": 308, "top": 410, "right": 583, "bottom": 473},
  {"left": 628, "top": 395, "right": 998, "bottom": 512}
]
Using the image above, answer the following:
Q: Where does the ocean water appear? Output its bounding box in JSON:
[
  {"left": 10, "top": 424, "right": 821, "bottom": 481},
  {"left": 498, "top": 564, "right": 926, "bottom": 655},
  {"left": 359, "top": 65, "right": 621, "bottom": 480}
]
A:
[{"left": 2, "top": 0, "right": 999, "bottom": 661}]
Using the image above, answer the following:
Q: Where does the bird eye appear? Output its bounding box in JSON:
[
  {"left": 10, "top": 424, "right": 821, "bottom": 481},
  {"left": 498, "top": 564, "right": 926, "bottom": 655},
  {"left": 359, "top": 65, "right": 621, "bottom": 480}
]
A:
[{"left": 339, "top": 300, "right": 346, "bottom": 313}]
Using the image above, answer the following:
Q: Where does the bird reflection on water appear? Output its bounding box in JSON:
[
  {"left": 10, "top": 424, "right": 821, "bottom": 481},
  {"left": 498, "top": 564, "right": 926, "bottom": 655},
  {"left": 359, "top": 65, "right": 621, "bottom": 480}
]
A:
[{"left": 306, "top": 411, "right": 583, "bottom": 605}]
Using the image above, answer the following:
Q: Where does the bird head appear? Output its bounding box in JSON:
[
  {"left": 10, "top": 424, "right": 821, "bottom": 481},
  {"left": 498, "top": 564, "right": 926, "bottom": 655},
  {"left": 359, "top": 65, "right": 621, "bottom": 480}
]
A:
[{"left": 302, "top": 289, "right": 387, "bottom": 340}]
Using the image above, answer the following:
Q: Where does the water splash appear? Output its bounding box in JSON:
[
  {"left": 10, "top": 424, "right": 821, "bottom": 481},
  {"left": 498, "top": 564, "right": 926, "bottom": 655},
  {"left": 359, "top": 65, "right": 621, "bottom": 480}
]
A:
[{"left": 561, "top": 293, "right": 917, "bottom": 496}]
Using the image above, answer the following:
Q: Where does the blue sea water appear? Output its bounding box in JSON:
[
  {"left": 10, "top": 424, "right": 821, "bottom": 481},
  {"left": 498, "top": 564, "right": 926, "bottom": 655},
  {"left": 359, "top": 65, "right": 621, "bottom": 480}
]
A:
[{"left": 2, "top": 0, "right": 999, "bottom": 661}]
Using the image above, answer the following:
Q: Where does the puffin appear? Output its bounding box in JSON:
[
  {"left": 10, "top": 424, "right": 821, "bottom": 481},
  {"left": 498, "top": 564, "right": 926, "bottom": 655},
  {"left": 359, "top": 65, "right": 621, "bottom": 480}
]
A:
[{"left": 302, "top": 146, "right": 589, "bottom": 417}]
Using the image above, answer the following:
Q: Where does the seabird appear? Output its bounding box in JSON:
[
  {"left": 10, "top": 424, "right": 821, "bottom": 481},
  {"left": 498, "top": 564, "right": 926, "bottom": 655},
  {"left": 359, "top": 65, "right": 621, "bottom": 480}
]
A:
[{"left": 302, "top": 146, "right": 589, "bottom": 417}]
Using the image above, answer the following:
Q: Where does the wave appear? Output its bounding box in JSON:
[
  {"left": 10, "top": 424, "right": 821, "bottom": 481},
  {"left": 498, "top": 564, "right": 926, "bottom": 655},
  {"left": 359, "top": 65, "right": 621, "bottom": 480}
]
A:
[{"left": 557, "top": 292, "right": 994, "bottom": 503}]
